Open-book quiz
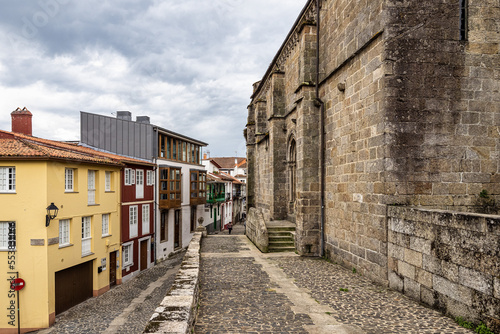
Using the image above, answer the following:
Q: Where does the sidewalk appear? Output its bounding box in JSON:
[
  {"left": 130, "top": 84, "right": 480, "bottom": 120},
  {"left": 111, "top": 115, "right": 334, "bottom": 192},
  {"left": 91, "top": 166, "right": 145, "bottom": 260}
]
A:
[
  {"left": 36, "top": 252, "right": 184, "bottom": 334},
  {"left": 195, "top": 231, "right": 472, "bottom": 334}
]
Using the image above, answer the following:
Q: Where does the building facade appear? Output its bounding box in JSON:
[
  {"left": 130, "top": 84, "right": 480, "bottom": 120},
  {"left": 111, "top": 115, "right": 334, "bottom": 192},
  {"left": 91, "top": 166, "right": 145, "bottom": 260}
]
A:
[
  {"left": 246, "top": 0, "right": 499, "bottom": 328},
  {"left": 120, "top": 162, "right": 155, "bottom": 282},
  {"left": 0, "top": 110, "right": 126, "bottom": 332},
  {"left": 81, "top": 111, "right": 208, "bottom": 261}
]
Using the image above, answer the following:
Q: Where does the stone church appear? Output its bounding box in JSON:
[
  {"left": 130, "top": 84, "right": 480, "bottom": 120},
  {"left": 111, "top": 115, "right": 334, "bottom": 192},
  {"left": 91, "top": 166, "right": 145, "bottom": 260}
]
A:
[{"left": 245, "top": 0, "right": 499, "bottom": 328}]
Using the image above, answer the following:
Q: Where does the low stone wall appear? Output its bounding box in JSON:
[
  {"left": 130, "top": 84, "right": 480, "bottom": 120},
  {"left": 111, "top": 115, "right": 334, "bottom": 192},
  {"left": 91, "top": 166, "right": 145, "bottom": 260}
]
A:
[
  {"left": 143, "top": 232, "right": 202, "bottom": 334},
  {"left": 387, "top": 206, "right": 500, "bottom": 332},
  {"left": 245, "top": 207, "right": 269, "bottom": 253}
]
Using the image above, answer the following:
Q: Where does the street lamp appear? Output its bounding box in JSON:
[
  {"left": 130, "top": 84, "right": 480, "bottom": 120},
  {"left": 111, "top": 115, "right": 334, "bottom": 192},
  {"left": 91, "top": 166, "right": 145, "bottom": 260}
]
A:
[{"left": 45, "top": 203, "right": 59, "bottom": 227}]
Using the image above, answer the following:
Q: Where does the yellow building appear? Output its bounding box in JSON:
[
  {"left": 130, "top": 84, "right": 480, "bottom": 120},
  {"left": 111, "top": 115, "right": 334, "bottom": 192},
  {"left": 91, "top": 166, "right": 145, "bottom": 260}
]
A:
[{"left": 0, "top": 110, "right": 135, "bottom": 332}]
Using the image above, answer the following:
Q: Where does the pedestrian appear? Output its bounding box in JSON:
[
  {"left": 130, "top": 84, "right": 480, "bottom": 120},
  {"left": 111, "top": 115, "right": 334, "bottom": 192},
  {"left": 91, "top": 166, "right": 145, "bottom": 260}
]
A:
[{"left": 228, "top": 222, "right": 233, "bottom": 234}]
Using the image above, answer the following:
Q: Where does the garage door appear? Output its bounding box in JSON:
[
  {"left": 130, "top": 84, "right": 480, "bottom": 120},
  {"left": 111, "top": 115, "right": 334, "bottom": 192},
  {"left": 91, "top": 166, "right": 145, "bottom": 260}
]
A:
[{"left": 55, "top": 260, "right": 93, "bottom": 314}]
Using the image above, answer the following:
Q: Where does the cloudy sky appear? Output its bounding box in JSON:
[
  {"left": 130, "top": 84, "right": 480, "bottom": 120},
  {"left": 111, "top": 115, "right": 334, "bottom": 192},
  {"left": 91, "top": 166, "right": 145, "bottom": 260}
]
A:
[{"left": 0, "top": 0, "right": 306, "bottom": 157}]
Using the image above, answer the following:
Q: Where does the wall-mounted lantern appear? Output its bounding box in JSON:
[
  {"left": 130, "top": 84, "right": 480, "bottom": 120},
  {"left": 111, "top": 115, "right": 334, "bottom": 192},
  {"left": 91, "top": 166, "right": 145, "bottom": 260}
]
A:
[{"left": 45, "top": 203, "right": 59, "bottom": 227}]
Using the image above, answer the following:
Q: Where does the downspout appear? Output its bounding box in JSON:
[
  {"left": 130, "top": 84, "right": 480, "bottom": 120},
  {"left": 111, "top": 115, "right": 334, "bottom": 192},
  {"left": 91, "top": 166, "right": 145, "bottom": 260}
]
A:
[{"left": 315, "top": 0, "right": 326, "bottom": 258}]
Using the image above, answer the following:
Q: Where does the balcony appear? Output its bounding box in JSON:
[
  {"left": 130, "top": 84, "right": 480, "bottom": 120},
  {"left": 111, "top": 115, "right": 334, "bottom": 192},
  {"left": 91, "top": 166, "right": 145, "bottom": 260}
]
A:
[{"left": 207, "top": 192, "right": 226, "bottom": 203}]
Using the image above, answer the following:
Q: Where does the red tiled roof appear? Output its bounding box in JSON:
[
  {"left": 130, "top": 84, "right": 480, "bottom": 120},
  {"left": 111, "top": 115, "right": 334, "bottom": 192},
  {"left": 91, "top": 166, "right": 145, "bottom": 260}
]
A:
[
  {"left": 210, "top": 157, "right": 246, "bottom": 169},
  {"left": 0, "top": 130, "right": 153, "bottom": 166}
]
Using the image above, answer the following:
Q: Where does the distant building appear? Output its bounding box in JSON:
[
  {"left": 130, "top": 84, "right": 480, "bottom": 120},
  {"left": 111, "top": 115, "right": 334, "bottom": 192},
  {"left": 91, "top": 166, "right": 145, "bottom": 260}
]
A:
[
  {"left": 203, "top": 157, "right": 247, "bottom": 226},
  {"left": 81, "top": 111, "right": 208, "bottom": 261}
]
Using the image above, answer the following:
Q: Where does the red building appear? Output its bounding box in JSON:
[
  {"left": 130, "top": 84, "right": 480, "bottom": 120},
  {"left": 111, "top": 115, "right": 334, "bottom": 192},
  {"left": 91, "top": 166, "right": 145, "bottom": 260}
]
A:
[{"left": 120, "top": 162, "right": 155, "bottom": 282}]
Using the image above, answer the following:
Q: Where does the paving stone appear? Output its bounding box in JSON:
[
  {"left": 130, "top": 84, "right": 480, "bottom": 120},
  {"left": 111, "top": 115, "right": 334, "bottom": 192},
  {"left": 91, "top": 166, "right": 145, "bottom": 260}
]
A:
[
  {"left": 35, "top": 252, "right": 185, "bottom": 334},
  {"left": 196, "top": 230, "right": 474, "bottom": 334}
]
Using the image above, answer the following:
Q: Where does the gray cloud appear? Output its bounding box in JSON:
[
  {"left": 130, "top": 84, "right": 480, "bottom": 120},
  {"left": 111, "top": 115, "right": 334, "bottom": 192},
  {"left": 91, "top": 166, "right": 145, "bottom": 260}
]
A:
[{"left": 0, "top": 0, "right": 306, "bottom": 156}]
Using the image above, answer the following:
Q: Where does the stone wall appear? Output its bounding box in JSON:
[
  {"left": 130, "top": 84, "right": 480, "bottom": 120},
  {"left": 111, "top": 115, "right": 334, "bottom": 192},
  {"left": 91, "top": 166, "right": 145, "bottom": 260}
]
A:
[
  {"left": 384, "top": 0, "right": 500, "bottom": 211},
  {"left": 143, "top": 232, "right": 202, "bottom": 334},
  {"left": 245, "top": 207, "right": 269, "bottom": 253},
  {"left": 388, "top": 206, "right": 500, "bottom": 332},
  {"left": 320, "top": 0, "right": 387, "bottom": 284},
  {"left": 246, "top": 0, "right": 500, "bottom": 286}
]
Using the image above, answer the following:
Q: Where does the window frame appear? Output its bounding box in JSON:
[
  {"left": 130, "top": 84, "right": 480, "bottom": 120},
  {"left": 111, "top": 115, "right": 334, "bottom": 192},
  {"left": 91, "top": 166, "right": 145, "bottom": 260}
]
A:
[
  {"left": 122, "top": 242, "right": 133, "bottom": 268},
  {"left": 0, "top": 167, "right": 16, "bottom": 193},
  {"left": 129, "top": 205, "right": 138, "bottom": 238},
  {"left": 87, "top": 170, "right": 96, "bottom": 205},
  {"left": 102, "top": 213, "right": 110, "bottom": 237},
  {"left": 0, "top": 221, "right": 15, "bottom": 251},
  {"left": 142, "top": 204, "right": 150, "bottom": 235},
  {"left": 59, "top": 219, "right": 70, "bottom": 246},
  {"left": 65, "top": 168, "right": 74, "bottom": 192},
  {"left": 136, "top": 169, "right": 144, "bottom": 199},
  {"left": 81, "top": 216, "right": 92, "bottom": 256},
  {"left": 105, "top": 171, "right": 112, "bottom": 192}
]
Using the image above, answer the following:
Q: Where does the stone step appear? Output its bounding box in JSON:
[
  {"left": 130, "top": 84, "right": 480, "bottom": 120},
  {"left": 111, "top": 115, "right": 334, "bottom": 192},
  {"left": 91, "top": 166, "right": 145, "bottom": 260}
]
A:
[
  {"left": 268, "top": 246, "right": 296, "bottom": 252},
  {"left": 269, "top": 235, "right": 294, "bottom": 242},
  {"left": 269, "top": 241, "right": 295, "bottom": 247},
  {"left": 268, "top": 231, "right": 294, "bottom": 237},
  {"left": 267, "top": 227, "right": 296, "bottom": 232}
]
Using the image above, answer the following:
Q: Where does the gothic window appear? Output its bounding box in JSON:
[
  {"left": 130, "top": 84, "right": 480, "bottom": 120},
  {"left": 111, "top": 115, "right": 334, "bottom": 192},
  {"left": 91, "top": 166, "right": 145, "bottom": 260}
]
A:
[{"left": 459, "top": 0, "right": 468, "bottom": 41}]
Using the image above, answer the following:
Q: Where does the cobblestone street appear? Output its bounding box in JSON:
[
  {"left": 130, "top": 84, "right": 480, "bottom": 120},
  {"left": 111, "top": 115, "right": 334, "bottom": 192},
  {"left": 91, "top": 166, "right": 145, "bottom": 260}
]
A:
[
  {"left": 35, "top": 252, "right": 184, "bottom": 334},
  {"left": 195, "top": 223, "right": 473, "bottom": 334}
]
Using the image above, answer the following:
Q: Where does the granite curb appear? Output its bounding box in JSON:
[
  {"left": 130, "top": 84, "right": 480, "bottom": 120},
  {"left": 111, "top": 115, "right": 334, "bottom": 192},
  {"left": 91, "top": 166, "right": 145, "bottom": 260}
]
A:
[{"left": 143, "top": 232, "right": 202, "bottom": 334}]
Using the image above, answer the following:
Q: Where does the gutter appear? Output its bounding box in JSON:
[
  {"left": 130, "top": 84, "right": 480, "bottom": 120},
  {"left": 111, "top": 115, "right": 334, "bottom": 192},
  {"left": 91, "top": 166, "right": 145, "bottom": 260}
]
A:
[{"left": 315, "top": 0, "right": 326, "bottom": 258}]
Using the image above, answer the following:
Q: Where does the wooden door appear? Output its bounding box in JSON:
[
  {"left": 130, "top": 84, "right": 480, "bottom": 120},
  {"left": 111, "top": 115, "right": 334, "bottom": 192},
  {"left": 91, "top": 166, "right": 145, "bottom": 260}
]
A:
[
  {"left": 140, "top": 240, "right": 148, "bottom": 271},
  {"left": 109, "top": 251, "right": 117, "bottom": 287},
  {"left": 174, "top": 210, "right": 181, "bottom": 249},
  {"left": 55, "top": 261, "right": 93, "bottom": 314}
]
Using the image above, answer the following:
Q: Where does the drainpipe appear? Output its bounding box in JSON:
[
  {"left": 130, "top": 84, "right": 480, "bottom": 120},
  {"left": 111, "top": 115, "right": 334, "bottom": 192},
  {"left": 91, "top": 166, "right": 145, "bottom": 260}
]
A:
[{"left": 315, "top": 0, "right": 326, "bottom": 258}]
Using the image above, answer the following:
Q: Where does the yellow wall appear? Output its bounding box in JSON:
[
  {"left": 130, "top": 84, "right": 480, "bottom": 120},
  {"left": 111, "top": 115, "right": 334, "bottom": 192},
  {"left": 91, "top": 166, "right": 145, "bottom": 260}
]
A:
[
  {"left": 0, "top": 160, "right": 122, "bottom": 332},
  {"left": 0, "top": 161, "right": 50, "bottom": 331}
]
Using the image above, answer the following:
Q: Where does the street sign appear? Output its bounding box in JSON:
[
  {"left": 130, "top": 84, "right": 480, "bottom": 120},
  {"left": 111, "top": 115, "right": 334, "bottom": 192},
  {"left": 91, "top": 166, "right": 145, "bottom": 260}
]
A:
[{"left": 10, "top": 278, "right": 25, "bottom": 291}]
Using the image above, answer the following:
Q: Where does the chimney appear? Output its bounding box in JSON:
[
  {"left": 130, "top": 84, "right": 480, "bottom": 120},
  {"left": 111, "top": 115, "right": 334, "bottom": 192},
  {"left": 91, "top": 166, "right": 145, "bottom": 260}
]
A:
[
  {"left": 116, "top": 111, "right": 132, "bottom": 121},
  {"left": 136, "top": 116, "right": 150, "bottom": 124},
  {"left": 203, "top": 153, "right": 207, "bottom": 160},
  {"left": 11, "top": 107, "right": 33, "bottom": 136}
]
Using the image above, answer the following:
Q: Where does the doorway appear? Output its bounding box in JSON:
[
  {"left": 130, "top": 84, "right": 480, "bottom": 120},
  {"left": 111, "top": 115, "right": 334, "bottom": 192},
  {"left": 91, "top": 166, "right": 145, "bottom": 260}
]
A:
[
  {"left": 174, "top": 209, "right": 181, "bottom": 249},
  {"left": 109, "top": 251, "right": 117, "bottom": 287},
  {"left": 140, "top": 239, "right": 148, "bottom": 271}
]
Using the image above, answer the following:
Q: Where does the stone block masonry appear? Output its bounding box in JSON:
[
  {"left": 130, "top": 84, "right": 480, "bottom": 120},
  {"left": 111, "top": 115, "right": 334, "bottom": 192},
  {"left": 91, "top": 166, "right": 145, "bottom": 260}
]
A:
[
  {"left": 388, "top": 206, "right": 500, "bottom": 333},
  {"left": 143, "top": 232, "right": 202, "bottom": 334}
]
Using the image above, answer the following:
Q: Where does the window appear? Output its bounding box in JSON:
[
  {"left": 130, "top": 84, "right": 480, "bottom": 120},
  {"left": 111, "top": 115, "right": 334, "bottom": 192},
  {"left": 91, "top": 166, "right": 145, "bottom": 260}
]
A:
[
  {"left": 136, "top": 169, "right": 144, "bottom": 199},
  {"left": 81, "top": 217, "right": 92, "bottom": 255},
  {"left": 190, "top": 170, "right": 207, "bottom": 204},
  {"left": 142, "top": 204, "right": 150, "bottom": 234},
  {"left": 102, "top": 214, "right": 110, "bottom": 236},
  {"left": 460, "top": 0, "right": 468, "bottom": 41},
  {"left": 160, "top": 210, "right": 168, "bottom": 242},
  {"left": 0, "top": 222, "right": 15, "bottom": 251},
  {"left": 65, "top": 168, "right": 74, "bottom": 192},
  {"left": 88, "top": 170, "right": 96, "bottom": 205},
  {"left": 129, "top": 206, "right": 138, "bottom": 238},
  {"left": 123, "top": 243, "right": 133, "bottom": 267},
  {"left": 147, "top": 170, "right": 154, "bottom": 186},
  {"left": 158, "top": 134, "right": 202, "bottom": 164},
  {"left": 0, "top": 167, "right": 16, "bottom": 193},
  {"left": 159, "top": 167, "right": 182, "bottom": 209},
  {"left": 105, "top": 171, "right": 112, "bottom": 192},
  {"left": 59, "top": 219, "right": 70, "bottom": 246},
  {"left": 125, "top": 168, "right": 136, "bottom": 186}
]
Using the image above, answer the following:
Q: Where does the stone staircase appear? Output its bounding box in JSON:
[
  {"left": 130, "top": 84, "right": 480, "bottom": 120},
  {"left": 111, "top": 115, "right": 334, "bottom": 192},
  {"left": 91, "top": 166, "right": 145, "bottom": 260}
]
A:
[{"left": 267, "top": 221, "right": 296, "bottom": 252}]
